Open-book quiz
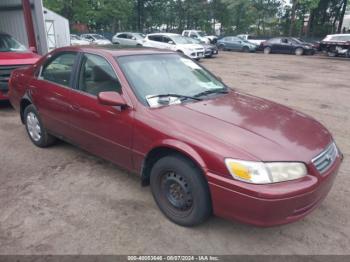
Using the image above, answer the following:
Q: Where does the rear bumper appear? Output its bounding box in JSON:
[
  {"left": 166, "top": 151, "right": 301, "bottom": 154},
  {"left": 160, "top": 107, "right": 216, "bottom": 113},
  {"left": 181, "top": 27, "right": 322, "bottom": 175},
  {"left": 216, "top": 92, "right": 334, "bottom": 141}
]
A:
[{"left": 207, "top": 157, "right": 342, "bottom": 227}]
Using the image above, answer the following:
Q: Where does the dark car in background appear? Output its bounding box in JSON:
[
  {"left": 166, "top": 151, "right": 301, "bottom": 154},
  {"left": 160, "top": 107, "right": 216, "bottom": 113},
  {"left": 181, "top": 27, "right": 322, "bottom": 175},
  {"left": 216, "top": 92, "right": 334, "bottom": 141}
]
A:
[
  {"left": 217, "top": 36, "right": 257, "bottom": 52},
  {"left": 261, "top": 37, "right": 316, "bottom": 56},
  {"left": 0, "top": 32, "right": 40, "bottom": 101}
]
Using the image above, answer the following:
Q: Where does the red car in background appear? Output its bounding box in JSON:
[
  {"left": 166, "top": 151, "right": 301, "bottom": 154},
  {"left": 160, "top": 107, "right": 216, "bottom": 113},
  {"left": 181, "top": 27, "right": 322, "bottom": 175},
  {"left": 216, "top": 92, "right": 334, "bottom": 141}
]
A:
[
  {"left": 8, "top": 46, "right": 343, "bottom": 227},
  {"left": 0, "top": 32, "right": 40, "bottom": 101}
]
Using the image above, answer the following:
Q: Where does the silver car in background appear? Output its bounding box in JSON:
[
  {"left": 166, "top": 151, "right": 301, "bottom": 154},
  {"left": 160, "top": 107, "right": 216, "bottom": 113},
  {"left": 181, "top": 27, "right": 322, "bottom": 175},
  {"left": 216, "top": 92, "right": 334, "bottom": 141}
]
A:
[{"left": 112, "top": 32, "right": 145, "bottom": 46}]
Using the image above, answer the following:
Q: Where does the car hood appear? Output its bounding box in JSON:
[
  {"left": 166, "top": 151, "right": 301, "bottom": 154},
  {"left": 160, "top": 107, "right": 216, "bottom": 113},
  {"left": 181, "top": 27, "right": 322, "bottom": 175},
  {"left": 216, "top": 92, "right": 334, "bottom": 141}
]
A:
[
  {"left": 153, "top": 91, "right": 332, "bottom": 162},
  {"left": 0, "top": 51, "right": 40, "bottom": 66},
  {"left": 177, "top": 43, "right": 204, "bottom": 50}
]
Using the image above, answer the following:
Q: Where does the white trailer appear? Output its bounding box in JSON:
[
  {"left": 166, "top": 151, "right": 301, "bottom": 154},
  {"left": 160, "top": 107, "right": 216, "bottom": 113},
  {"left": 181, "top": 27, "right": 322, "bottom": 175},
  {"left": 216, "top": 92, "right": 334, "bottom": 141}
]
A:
[{"left": 0, "top": 0, "right": 70, "bottom": 55}]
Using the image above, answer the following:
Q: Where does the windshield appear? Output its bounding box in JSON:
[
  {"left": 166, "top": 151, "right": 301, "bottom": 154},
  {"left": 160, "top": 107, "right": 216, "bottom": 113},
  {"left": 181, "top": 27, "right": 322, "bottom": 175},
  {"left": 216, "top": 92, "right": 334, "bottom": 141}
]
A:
[
  {"left": 117, "top": 54, "right": 226, "bottom": 107},
  {"left": 91, "top": 34, "right": 105, "bottom": 39},
  {"left": 171, "top": 35, "right": 192, "bottom": 44},
  {"left": 71, "top": 35, "right": 81, "bottom": 40},
  {"left": 197, "top": 31, "right": 207, "bottom": 37},
  {"left": 291, "top": 38, "right": 303, "bottom": 44},
  {"left": 186, "top": 37, "right": 202, "bottom": 44},
  {"left": 135, "top": 33, "right": 146, "bottom": 39},
  {"left": 0, "top": 34, "right": 27, "bottom": 52}
]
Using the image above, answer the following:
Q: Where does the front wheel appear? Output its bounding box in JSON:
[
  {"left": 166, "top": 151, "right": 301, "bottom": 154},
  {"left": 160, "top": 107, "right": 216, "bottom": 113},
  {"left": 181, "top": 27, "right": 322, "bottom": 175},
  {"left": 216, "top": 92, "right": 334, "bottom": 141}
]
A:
[
  {"left": 150, "top": 154, "right": 212, "bottom": 227},
  {"left": 264, "top": 46, "right": 271, "bottom": 54},
  {"left": 242, "top": 46, "right": 250, "bottom": 53},
  {"left": 24, "top": 104, "right": 56, "bottom": 148},
  {"left": 295, "top": 48, "right": 304, "bottom": 56}
]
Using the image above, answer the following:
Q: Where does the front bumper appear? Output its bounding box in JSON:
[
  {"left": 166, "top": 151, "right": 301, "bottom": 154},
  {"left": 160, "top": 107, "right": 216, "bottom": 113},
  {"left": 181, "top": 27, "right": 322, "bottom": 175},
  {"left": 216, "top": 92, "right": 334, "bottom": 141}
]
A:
[
  {"left": 207, "top": 156, "right": 342, "bottom": 227},
  {"left": 188, "top": 51, "right": 205, "bottom": 59}
]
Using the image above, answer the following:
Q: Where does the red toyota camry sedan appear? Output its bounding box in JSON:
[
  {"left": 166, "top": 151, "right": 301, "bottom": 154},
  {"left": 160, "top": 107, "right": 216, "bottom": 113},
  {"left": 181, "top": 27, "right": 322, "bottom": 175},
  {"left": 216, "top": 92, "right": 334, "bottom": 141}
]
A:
[{"left": 8, "top": 46, "right": 343, "bottom": 227}]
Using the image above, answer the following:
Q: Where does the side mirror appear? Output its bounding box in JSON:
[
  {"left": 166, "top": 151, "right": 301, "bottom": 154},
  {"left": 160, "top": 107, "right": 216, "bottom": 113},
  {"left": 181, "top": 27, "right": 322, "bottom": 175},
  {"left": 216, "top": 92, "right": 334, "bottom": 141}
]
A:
[
  {"left": 98, "top": 91, "right": 128, "bottom": 108},
  {"left": 168, "top": 41, "right": 175, "bottom": 45},
  {"left": 132, "top": 37, "right": 137, "bottom": 40}
]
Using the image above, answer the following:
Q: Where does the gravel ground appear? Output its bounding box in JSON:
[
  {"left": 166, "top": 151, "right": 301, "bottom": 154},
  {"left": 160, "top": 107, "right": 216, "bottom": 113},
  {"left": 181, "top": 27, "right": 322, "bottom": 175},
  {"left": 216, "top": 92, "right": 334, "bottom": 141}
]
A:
[{"left": 0, "top": 52, "right": 349, "bottom": 255}]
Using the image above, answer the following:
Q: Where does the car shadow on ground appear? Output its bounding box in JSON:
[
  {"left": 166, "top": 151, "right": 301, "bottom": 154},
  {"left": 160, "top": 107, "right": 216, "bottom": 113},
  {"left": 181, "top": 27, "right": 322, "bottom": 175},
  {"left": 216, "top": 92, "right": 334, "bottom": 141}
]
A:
[{"left": 0, "top": 100, "right": 13, "bottom": 110}]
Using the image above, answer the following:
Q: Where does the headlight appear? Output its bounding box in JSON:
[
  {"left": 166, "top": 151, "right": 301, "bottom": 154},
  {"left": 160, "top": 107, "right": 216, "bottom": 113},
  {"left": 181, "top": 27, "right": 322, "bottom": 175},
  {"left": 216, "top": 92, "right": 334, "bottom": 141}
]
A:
[{"left": 225, "top": 159, "right": 307, "bottom": 184}]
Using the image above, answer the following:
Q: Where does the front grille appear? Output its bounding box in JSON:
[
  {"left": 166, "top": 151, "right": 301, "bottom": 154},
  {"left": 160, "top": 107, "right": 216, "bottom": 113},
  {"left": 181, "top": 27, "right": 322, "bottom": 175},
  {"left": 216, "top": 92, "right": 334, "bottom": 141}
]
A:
[
  {"left": 0, "top": 65, "right": 22, "bottom": 91},
  {"left": 312, "top": 143, "right": 338, "bottom": 174}
]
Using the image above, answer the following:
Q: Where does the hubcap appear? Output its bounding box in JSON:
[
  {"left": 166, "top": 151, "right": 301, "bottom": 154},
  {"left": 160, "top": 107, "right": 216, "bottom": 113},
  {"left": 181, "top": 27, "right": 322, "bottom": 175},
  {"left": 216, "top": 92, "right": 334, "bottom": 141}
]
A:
[
  {"left": 296, "top": 49, "right": 303, "bottom": 55},
  {"left": 161, "top": 171, "right": 193, "bottom": 211},
  {"left": 26, "top": 112, "right": 41, "bottom": 142}
]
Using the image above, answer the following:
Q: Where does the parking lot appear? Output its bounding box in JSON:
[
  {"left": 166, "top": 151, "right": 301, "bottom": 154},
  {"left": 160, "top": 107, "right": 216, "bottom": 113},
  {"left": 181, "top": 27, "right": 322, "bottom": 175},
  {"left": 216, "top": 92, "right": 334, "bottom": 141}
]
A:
[{"left": 0, "top": 52, "right": 349, "bottom": 255}]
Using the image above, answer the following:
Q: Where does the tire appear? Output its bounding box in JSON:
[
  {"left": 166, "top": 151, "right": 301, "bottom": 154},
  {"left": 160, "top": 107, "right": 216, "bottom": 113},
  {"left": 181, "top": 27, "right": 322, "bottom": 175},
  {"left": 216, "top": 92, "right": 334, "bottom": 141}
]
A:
[
  {"left": 346, "top": 50, "right": 350, "bottom": 58},
  {"left": 217, "top": 44, "right": 225, "bottom": 51},
  {"left": 150, "top": 154, "right": 212, "bottom": 227},
  {"left": 264, "top": 46, "right": 271, "bottom": 54},
  {"left": 242, "top": 46, "right": 250, "bottom": 53},
  {"left": 24, "top": 104, "right": 56, "bottom": 148},
  {"left": 295, "top": 48, "right": 304, "bottom": 56},
  {"left": 327, "top": 50, "right": 337, "bottom": 57}
]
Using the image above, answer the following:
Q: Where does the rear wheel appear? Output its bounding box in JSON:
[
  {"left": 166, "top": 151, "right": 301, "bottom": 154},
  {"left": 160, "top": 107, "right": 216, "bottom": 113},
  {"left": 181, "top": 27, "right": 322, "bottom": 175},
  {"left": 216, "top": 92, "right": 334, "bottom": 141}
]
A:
[
  {"left": 24, "top": 105, "right": 56, "bottom": 148},
  {"left": 150, "top": 154, "right": 211, "bottom": 227},
  {"left": 264, "top": 46, "right": 271, "bottom": 54},
  {"left": 295, "top": 48, "right": 304, "bottom": 56}
]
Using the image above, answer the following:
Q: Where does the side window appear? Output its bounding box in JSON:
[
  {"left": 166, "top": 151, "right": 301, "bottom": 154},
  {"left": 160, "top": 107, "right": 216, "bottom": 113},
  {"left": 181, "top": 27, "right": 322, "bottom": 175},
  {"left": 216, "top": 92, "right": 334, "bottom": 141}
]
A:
[
  {"left": 162, "top": 36, "right": 171, "bottom": 43},
  {"left": 78, "top": 53, "right": 121, "bottom": 96},
  {"left": 41, "top": 52, "right": 77, "bottom": 87},
  {"left": 118, "top": 34, "right": 127, "bottom": 39},
  {"left": 190, "top": 32, "right": 197, "bottom": 38},
  {"left": 183, "top": 32, "right": 189, "bottom": 37},
  {"left": 148, "top": 35, "right": 162, "bottom": 42}
]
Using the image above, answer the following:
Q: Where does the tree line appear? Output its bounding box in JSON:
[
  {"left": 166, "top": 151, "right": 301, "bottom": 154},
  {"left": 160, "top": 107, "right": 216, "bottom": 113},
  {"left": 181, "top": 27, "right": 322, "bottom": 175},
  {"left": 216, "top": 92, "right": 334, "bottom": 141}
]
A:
[{"left": 44, "top": 0, "right": 349, "bottom": 38}]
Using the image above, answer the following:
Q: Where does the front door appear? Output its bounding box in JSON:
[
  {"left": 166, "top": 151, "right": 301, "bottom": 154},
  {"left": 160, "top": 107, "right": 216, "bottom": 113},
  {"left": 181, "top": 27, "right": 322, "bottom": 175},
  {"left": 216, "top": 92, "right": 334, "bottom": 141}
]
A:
[{"left": 68, "top": 53, "right": 133, "bottom": 170}]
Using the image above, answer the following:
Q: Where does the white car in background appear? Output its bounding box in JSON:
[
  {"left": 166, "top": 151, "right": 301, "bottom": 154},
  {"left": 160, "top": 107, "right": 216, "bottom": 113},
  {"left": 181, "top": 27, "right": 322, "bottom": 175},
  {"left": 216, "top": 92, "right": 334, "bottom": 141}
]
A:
[
  {"left": 112, "top": 32, "right": 145, "bottom": 46},
  {"left": 143, "top": 33, "right": 205, "bottom": 60},
  {"left": 70, "top": 34, "right": 90, "bottom": 46},
  {"left": 182, "top": 30, "right": 217, "bottom": 44},
  {"left": 80, "top": 34, "right": 112, "bottom": 45}
]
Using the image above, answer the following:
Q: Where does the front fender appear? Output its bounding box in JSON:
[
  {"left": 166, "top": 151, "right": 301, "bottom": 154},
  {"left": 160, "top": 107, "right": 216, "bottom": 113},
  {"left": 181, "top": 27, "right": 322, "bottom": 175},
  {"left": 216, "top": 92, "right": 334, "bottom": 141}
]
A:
[{"left": 151, "top": 138, "right": 207, "bottom": 171}]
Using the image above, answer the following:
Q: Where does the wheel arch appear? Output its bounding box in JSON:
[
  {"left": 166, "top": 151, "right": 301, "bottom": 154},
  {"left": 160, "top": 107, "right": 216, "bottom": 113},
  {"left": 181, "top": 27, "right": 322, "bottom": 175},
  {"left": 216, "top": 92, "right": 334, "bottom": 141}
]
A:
[
  {"left": 141, "top": 142, "right": 207, "bottom": 186},
  {"left": 20, "top": 96, "right": 33, "bottom": 124}
]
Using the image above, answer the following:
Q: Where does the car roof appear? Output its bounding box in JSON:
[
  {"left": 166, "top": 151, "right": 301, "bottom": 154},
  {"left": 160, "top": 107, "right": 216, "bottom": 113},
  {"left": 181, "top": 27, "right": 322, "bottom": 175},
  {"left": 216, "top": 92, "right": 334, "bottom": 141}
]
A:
[
  {"left": 147, "top": 33, "right": 180, "bottom": 36},
  {"left": 326, "top": 34, "right": 350, "bottom": 37},
  {"left": 51, "top": 46, "right": 174, "bottom": 57}
]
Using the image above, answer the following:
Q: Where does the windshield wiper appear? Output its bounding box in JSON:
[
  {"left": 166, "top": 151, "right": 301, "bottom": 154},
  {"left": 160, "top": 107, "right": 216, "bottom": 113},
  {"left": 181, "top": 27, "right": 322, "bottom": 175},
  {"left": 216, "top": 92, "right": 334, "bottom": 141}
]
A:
[
  {"left": 194, "top": 89, "right": 229, "bottom": 98},
  {"left": 147, "top": 94, "right": 203, "bottom": 101}
]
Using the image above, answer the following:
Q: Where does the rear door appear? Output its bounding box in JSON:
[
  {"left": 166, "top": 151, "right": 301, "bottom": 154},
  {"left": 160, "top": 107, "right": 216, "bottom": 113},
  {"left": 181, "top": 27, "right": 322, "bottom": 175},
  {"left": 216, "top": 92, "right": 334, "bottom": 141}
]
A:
[
  {"left": 31, "top": 52, "right": 78, "bottom": 138},
  {"left": 147, "top": 35, "right": 164, "bottom": 48},
  {"left": 116, "top": 33, "right": 128, "bottom": 45},
  {"left": 68, "top": 52, "right": 133, "bottom": 170}
]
